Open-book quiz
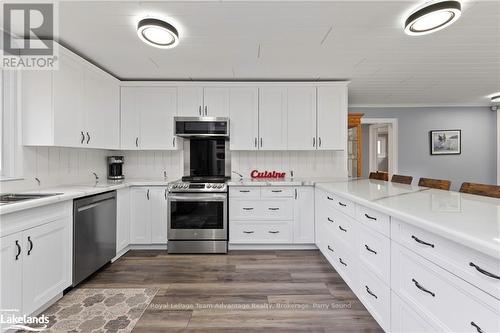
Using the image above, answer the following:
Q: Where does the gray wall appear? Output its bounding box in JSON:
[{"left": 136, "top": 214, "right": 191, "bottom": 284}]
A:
[{"left": 349, "top": 107, "right": 497, "bottom": 190}]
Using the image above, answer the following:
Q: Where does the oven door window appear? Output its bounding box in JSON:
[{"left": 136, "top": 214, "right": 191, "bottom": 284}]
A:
[{"left": 171, "top": 201, "right": 224, "bottom": 229}]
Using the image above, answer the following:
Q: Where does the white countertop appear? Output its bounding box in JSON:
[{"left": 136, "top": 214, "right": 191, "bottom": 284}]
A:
[
  {"left": 0, "top": 178, "right": 173, "bottom": 215},
  {"left": 227, "top": 177, "right": 349, "bottom": 186},
  {"left": 317, "top": 179, "right": 500, "bottom": 258}
]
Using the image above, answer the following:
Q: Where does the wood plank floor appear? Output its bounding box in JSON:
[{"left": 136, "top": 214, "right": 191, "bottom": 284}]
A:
[{"left": 80, "top": 250, "right": 383, "bottom": 332}]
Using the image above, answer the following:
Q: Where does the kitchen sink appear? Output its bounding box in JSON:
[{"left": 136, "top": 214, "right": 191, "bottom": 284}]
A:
[{"left": 0, "top": 193, "right": 62, "bottom": 204}]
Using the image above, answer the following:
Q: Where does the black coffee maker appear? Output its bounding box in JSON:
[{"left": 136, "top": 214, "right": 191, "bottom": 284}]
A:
[{"left": 107, "top": 156, "right": 124, "bottom": 180}]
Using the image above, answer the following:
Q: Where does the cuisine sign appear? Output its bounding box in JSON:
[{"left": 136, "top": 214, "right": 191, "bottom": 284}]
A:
[{"left": 250, "top": 170, "right": 286, "bottom": 179}]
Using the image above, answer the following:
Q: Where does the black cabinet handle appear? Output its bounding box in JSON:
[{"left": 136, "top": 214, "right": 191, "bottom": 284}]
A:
[
  {"left": 268, "top": 231, "right": 280, "bottom": 234},
  {"left": 364, "top": 213, "right": 377, "bottom": 221},
  {"left": 80, "top": 131, "right": 85, "bottom": 144},
  {"left": 271, "top": 190, "right": 282, "bottom": 193},
  {"left": 268, "top": 208, "right": 279, "bottom": 211},
  {"left": 260, "top": 138, "right": 263, "bottom": 147},
  {"left": 327, "top": 245, "right": 334, "bottom": 252},
  {"left": 243, "top": 231, "right": 254, "bottom": 234},
  {"left": 204, "top": 105, "right": 208, "bottom": 116},
  {"left": 146, "top": 189, "right": 150, "bottom": 200},
  {"left": 164, "top": 189, "right": 167, "bottom": 200},
  {"left": 318, "top": 137, "right": 322, "bottom": 147},
  {"left": 469, "top": 262, "right": 500, "bottom": 280},
  {"left": 412, "top": 278, "right": 435, "bottom": 297},
  {"left": 294, "top": 188, "right": 297, "bottom": 200},
  {"left": 365, "top": 286, "right": 378, "bottom": 299},
  {"left": 86, "top": 132, "right": 90, "bottom": 144},
  {"left": 327, "top": 196, "right": 334, "bottom": 201},
  {"left": 338, "top": 202, "right": 347, "bottom": 207},
  {"left": 411, "top": 235, "right": 435, "bottom": 248},
  {"left": 242, "top": 207, "right": 254, "bottom": 211},
  {"left": 254, "top": 137, "right": 257, "bottom": 148},
  {"left": 239, "top": 190, "right": 250, "bottom": 193},
  {"left": 173, "top": 137, "right": 176, "bottom": 147},
  {"left": 471, "top": 322, "right": 484, "bottom": 333},
  {"left": 338, "top": 225, "right": 347, "bottom": 232},
  {"left": 27, "top": 236, "right": 33, "bottom": 256},
  {"left": 365, "top": 244, "right": 377, "bottom": 254},
  {"left": 135, "top": 137, "right": 139, "bottom": 147},
  {"left": 327, "top": 217, "right": 334, "bottom": 223},
  {"left": 313, "top": 137, "right": 316, "bottom": 147},
  {"left": 339, "top": 258, "right": 347, "bottom": 266},
  {"left": 15, "top": 240, "right": 21, "bottom": 260},
  {"left": 199, "top": 106, "right": 202, "bottom": 116}
]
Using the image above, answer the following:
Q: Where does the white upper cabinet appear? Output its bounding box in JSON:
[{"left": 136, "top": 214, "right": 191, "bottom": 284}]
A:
[
  {"left": 120, "top": 87, "right": 178, "bottom": 150},
  {"left": 287, "top": 86, "right": 317, "bottom": 150},
  {"left": 258, "top": 87, "right": 288, "bottom": 150},
  {"left": 229, "top": 87, "right": 259, "bottom": 150},
  {"left": 22, "top": 44, "right": 120, "bottom": 149},
  {"left": 178, "top": 86, "right": 204, "bottom": 117},
  {"left": 203, "top": 87, "right": 230, "bottom": 117},
  {"left": 317, "top": 85, "right": 347, "bottom": 150}
]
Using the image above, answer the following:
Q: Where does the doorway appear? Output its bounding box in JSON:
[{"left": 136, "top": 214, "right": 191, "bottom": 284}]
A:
[{"left": 360, "top": 118, "right": 398, "bottom": 178}]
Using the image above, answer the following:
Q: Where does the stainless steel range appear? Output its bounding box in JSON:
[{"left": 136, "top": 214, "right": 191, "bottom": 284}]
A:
[{"left": 168, "top": 117, "right": 230, "bottom": 254}]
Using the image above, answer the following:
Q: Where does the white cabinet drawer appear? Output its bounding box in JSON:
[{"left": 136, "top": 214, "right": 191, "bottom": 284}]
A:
[
  {"left": 356, "top": 204, "right": 390, "bottom": 237},
  {"left": 261, "top": 200, "right": 293, "bottom": 220},
  {"left": 325, "top": 193, "right": 355, "bottom": 218},
  {"left": 334, "top": 245, "right": 357, "bottom": 290},
  {"left": 391, "top": 291, "right": 441, "bottom": 333},
  {"left": 229, "top": 187, "right": 261, "bottom": 198},
  {"left": 358, "top": 265, "right": 391, "bottom": 332},
  {"left": 392, "top": 242, "right": 500, "bottom": 333},
  {"left": 392, "top": 219, "right": 500, "bottom": 300},
  {"left": 230, "top": 199, "right": 261, "bottom": 220},
  {"left": 230, "top": 221, "right": 292, "bottom": 243},
  {"left": 261, "top": 187, "right": 294, "bottom": 198},
  {"left": 323, "top": 207, "right": 357, "bottom": 250},
  {"left": 357, "top": 222, "right": 391, "bottom": 283}
]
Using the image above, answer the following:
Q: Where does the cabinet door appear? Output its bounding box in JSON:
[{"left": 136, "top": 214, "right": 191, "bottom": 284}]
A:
[
  {"left": 229, "top": 87, "right": 259, "bottom": 150},
  {"left": 317, "top": 86, "right": 347, "bottom": 150},
  {"left": 150, "top": 187, "right": 168, "bottom": 244},
  {"left": 120, "top": 87, "right": 141, "bottom": 150},
  {"left": 0, "top": 233, "right": 23, "bottom": 322},
  {"left": 139, "top": 87, "right": 178, "bottom": 150},
  {"left": 130, "top": 187, "right": 152, "bottom": 244},
  {"left": 22, "top": 217, "right": 71, "bottom": 315},
  {"left": 84, "top": 67, "right": 120, "bottom": 149},
  {"left": 203, "top": 87, "right": 229, "bottom": 117},
  {"left": 53, "top": 52, "right": 85, "bottom": 147},
  {"left": 259, "top": 87, "right": 288, "bottom": 150},
  {"left": 116, "top": 188, "right": 130, "bottom": 253},
  {"left": 178, "top": 86, "right": 204, "bottom": 116},
  {"left": 293, "top": 187, "right": 315, "bottom": 243},
  {"left": 287, "top": 87, "right": 317, "bottom": 150}
]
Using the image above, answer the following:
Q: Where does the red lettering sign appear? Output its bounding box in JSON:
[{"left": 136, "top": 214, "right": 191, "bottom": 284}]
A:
[{"left": 250, "top": 170, "right": 286, "bottom": 179}]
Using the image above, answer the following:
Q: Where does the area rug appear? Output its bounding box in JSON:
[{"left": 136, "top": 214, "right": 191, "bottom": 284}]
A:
[{"left": 22, "top": 288, "right": 158, "bottom": 333}]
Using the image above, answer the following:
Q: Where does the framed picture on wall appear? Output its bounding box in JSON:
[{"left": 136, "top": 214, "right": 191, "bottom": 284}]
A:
[{"left": 429, "top": 130, "right": 461, "bottom": 155}]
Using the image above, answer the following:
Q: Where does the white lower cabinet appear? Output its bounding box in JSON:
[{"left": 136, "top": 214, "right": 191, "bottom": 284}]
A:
[
  {"left": 0, "top": 203, "right": 72, "bottom": 328},
  {"left": 116, "top": 188, "right": 130, "bottom": 253},
  {"left": 391, "top": 291, "right": 440, "bottom": 333},
  {"left": 229, "top": 186, "right": 314, "bottom": 244},
  {"left": 130, "top": 187, "right": 168, "bottom": 244}
]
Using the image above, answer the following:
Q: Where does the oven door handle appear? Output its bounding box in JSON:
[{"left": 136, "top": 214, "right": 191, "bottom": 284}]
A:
[{"left": 168, "top": 194, "right": 227, "bottom": 201}]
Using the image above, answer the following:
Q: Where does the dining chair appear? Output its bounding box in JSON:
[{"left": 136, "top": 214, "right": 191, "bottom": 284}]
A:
[
  {"left": 391, "top": 174, "right": 413, "bottom": 185},
  {"left": 369, "top": 172, "right": 389, "bottom": 181},
  {"left": 418, "top": 177, "right": 451, "bottom": 190},
  {"left": 459, "top": 182, "right": 500, "bottom": 199}
]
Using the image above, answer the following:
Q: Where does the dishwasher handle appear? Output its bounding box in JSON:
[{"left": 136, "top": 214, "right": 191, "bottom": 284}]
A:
[{"left": 77, "top": 197, "right": 115, "bottom": 212}]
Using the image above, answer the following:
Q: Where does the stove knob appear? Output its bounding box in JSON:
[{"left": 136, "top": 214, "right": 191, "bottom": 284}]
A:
[
  {"left": 207, "top": 184, "right": 212, "bottom": 188},
  {"left": 217, "top": 184, "right": 223, "bottom": 189},
  {"left": 172, "top": 184, "right": 178, "bottom": 189}
]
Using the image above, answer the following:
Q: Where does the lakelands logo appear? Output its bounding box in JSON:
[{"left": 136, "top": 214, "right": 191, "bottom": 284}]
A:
[
  {"left": 1, "top": 2, "right": 59, "bottom": 69},
  {"left": 1, "top": 309, "right": 49, "bottom": 331}
]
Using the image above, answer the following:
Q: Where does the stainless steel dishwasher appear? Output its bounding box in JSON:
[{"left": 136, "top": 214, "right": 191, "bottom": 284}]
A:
[{"left": 73, "top": 190, "right": 116, "bottom": 286}]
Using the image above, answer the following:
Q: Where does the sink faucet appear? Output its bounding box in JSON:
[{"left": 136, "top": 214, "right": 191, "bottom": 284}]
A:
[
  {"left": 35, "top": 177, "right": 41, "bottom": 187},
  {"left": 163, "top": 170, "right": 167, "bottom": 181},
  {"left": 232, "top": 171, "right": 243, "bottom": 180},
  {"left": 290, "top": 170, "right": 294, "bottom": 179},
  {"left": 92, "top": 172, "right": 99, "bottom": 182}
]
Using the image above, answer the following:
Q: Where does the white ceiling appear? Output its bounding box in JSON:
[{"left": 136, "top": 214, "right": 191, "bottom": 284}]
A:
[{"left": 55, "top": 1, "right": 500, "bottom": 106}]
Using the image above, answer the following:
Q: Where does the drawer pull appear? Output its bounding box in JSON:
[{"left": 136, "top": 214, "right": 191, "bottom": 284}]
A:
[
  {"left": 268, "top": 230, "right": 280, "bottom": 234},
  {"left": 327, "top": 217, "right": 334, "bottom": 223},
  {"left": 364, "top": 244, "right": 377, "bottom": 254},
  {"left": 411, "top": 235, "right": 434, "bottom": 248},
  {"left": 364, "top": 213, "right": 377, "bottom": 221},
  {"left": 15, "top": 240, "right": 21, "bottom": 260},
  {"left": 268, "top": 207, "right": 280, "bottom": 211},
  {"left": 412, "top": 278, "right": 435, "bottom": 297},
  {"left": 471, "top": 322, "right": 484, "bottom": 333},
  {"left": 338, "top": 226, "right": 347, "bottom": 232},
  {"left": 365, "top": 286, "right": 378, "bottom": 299},
  {"left": 339, "top": 258, "right": 347, "bottom": 266},
  {"left": 242, "top": 207, "right": 254, "bottom": 211},
  {"left": 239, "top": 190, "right": 251, "bottom": 193},
  {"left": 327, "top": 196, "right": 334, "bottom": 201},
  {"left": 327, "top": 245, "right": 334, "bottom": 252},
  {"left": 469, "top": 262, "right": 500, "bottom": 280},
  {"left": 243, "top": 231, "right": 254, "bottom": 234},
  {"left": 338, "top": 202, "right": 347, "bottom": 207},
  {"left": 271, "top": 190, "right": 283, "bottom": 193}
]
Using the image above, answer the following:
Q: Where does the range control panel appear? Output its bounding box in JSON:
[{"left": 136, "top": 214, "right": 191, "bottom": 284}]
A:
[{"left": 168, "top": 182, "right": 227, "bottom": 193}]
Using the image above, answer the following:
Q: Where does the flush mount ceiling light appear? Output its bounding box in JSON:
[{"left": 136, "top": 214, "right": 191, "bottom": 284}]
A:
[
  {"left": 137, "top": 18, "right": 179, "bottom": 48},
  {"left": 404, "top": 0, "right": 462, "bottom": 36},
  {"left": 492, "top": 95, "right": 500, "bottom": 103}
]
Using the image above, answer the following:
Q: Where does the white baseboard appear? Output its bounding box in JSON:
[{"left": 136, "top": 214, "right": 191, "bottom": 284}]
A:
[
  {"left": 229, "top": 244, "right": 317, "bottom": 250},
  {"left": 112, "top": 244, "right": 168, "bottom": 262}
]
